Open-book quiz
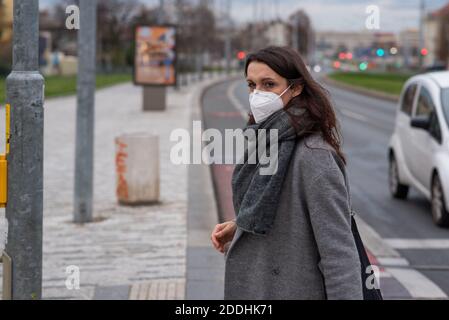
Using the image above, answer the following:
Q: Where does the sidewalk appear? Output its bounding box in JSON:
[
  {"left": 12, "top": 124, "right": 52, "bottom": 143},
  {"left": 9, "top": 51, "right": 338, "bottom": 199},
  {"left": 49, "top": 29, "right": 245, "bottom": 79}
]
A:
[{"left": 0, "top": 72, "right": 232, "bottom": 299}]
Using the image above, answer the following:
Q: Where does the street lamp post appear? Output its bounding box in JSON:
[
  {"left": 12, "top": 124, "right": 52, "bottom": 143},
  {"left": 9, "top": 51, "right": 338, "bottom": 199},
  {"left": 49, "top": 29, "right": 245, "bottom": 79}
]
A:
[
  {"left": 225, "top": 0, "right": 232, "bottom": 75},
  {"left": 419, "top": 0, "right": 426, "bottom": 69},
  {"left": 5, "top": 0, "right": 44, "bottom": 299},
  {"left": 74, "top": 0, "right": 97, "bottom": 223},
  {"left": 292, "top": 14, "right": 300, "bottom": 52},
  {"left": 158, "top": 0, "right": 164, "bottom": 25},
  {"left": 142, "top": 0, "right": 167, "bottom": 110}
]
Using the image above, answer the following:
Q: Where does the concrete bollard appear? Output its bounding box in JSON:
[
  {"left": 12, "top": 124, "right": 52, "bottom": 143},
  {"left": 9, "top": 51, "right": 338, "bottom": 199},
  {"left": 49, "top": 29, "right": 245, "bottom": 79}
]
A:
[{"left": 115, "top": 133, "right": 160, "bottom": 205}]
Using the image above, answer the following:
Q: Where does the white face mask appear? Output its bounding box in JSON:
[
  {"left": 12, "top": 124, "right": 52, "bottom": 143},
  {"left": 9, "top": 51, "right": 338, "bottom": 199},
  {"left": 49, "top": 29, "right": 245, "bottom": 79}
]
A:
[{"left": 249, "top": 84, "right": 293, "bottom": 124}]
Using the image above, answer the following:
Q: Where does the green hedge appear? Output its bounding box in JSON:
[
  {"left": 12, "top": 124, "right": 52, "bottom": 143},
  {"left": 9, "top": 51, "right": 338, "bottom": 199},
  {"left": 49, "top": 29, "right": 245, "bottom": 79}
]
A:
[
  {"left": 328, "top": 72, "right": 413, "bottom": 96},
  {"left": 0, "top": 73, "right": 132, "bottom": 105}
]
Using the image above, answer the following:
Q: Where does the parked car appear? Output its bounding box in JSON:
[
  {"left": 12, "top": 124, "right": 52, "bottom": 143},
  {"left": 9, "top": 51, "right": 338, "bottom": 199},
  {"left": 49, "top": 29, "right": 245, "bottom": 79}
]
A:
[
  {"left": 389, "top": 71, "right": 449, "bottom": 227},
  {"left": 424, "top": 63, "right": 447, "bottom": 73}
]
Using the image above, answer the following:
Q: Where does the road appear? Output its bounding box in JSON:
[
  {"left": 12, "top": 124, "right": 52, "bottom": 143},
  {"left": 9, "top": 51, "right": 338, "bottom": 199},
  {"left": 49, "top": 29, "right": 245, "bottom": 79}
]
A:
[{"left": 201, "top": 76, "right": 449, "bottom": 299}]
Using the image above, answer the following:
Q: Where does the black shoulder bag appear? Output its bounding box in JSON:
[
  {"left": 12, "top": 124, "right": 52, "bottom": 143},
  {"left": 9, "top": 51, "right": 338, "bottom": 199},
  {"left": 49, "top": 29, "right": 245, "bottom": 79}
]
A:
[{"left": 337, "top": 158, "right": 383, "bottom": 300}]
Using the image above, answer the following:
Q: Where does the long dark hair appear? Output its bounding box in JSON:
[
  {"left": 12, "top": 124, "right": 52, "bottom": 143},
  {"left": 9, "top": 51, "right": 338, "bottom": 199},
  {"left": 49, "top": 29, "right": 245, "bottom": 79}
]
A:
[{"left": 244, "top": 46, "right": 346, "bottom": 164}]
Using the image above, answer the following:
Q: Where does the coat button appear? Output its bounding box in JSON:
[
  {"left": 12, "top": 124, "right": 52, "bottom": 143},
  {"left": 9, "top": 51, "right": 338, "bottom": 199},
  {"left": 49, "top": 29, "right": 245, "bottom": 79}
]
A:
[{"left": 272, "top": 268, "right": 280, "bottom": 276}]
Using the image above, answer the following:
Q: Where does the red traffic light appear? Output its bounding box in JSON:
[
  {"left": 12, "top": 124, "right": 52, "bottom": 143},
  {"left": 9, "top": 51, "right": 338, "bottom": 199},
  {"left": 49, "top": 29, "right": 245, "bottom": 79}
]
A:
[
  {"left": 338, "top": 52, "right": 352, "bottom": 60},
  {"left": 237, "top": 51, "right": 246, "bottom": 60},
  {"left": 421, "top": 48, "right": 428, "bottom": 56}
]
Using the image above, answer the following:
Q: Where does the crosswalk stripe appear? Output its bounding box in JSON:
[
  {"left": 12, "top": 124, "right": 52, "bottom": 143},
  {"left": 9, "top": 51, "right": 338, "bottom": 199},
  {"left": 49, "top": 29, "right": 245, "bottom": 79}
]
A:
[
  {"left": 386, "top": 267, "right": 447, "bottom": 299},
  {"left": 385, "top": 239, "right": 449, "bottom": 249},
  {"left": 355, "top": 217, "right": 447, "bottom": 299}
]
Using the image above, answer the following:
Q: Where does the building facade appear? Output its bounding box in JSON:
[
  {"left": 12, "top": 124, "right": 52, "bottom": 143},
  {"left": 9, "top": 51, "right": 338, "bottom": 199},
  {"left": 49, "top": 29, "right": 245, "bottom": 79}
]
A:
[
  {"left": 425, "top": 3, "right": 449, "bottom": 68},
  {"left": 264, "top": 20, "right": 290, "bottom": 47}
]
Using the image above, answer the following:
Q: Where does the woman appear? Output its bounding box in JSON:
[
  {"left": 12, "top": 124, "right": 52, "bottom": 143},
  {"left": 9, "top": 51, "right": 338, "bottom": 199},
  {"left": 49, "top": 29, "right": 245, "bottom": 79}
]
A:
[{"left": 210, "top": 46, "right": 363, "bottom": 300}]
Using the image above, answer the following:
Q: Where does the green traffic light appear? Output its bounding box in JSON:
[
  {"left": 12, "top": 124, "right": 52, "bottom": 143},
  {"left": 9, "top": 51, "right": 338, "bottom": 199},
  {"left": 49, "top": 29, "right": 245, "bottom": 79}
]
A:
[{"left": 359, "top": 62, "right": 368, "bottom": 71}]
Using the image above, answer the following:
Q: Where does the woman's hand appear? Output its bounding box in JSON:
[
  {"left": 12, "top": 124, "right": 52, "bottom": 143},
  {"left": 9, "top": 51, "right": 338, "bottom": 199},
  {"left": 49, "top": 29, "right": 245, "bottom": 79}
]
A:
[{"left": 211, "top": 220, "right": 237, "bottom": 254}]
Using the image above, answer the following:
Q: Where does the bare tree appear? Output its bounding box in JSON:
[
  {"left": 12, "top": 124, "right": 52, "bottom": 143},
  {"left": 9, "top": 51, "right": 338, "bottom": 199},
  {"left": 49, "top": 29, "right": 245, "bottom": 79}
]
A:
[
  {"left": 171, "top": 0, "right": 218, "bottom": 70},
  {"left": 45, "top": 0, "right": 222, "bottom": 71},
  {"left": 96, "top": 0, "right": 140, "bottom": 69}
]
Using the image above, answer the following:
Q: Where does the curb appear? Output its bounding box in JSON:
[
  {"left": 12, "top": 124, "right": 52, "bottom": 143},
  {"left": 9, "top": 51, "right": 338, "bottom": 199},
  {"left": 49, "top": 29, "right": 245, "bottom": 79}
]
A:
[
  {"left": 185, "top": 72, "right": 242, "bottom": 300},
  {"left": 322, "top": 75, "right": 400, "bottom": 103},
  {"left": 196, "top": 75, "right": 243, "bottom": 224}
]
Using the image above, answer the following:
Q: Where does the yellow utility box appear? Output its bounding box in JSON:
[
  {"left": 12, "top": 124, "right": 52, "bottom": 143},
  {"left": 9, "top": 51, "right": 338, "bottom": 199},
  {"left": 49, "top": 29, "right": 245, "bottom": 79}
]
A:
[
  {"left": 0, "top": 103, "right": 10, "bottom": 207},
  {"left": 0, "top": 154, "right": 6, "bottom": 207}
]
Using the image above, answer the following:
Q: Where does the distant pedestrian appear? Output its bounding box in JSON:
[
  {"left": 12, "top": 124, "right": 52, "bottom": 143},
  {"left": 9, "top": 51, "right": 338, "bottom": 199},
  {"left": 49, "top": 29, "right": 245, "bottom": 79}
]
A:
[
  {"left": 211, "top": 46, "right": 364, "bottom": 300},
  {"left": 52, "top": 51, "right": 62, "bottom": 76}
]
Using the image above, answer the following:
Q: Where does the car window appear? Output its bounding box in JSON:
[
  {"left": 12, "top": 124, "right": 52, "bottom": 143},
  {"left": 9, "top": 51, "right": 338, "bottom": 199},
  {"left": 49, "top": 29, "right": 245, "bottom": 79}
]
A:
[
  {"left": 415, "top": 86, "right": 434, "bottom": 118},
  {"left": 401, "top": 84, "right": 417, "bottom": 116},
  {"left": 442, "top": 88, "right": 449, "bottom": 129},
  {"left": 429, "top": 111, "right": 442, "bottom": 143}
]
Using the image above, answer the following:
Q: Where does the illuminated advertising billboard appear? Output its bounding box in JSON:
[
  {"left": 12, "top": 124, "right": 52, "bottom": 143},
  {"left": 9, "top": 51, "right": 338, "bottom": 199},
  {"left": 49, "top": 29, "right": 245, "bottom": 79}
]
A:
[{"left": 134, "top": 25, "right": 177, "bottom": 86}]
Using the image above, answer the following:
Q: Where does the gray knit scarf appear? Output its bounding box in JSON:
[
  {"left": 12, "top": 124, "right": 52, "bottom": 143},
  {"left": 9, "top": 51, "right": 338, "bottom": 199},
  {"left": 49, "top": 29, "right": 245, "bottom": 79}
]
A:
[{"left": 231, "top": 106, "right": 314, "bottom": 236}]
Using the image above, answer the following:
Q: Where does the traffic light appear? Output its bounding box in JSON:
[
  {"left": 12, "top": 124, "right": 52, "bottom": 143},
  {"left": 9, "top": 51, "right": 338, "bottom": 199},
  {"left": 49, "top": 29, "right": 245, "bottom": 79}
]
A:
[
  {"left": 237, "top": 51, "right": 246, "bottom": 60},
  {"left": 338, "top": 52, "right": 352, "bottom": 60},
  {"left": 359, "top": 62, "right": 369, "bottom": 71},
  {"left": 421, "top": 48, "right": 428, "bottom": 56},
  {"left": 376, "top": 48, "right": 385, "bottom": 57}
]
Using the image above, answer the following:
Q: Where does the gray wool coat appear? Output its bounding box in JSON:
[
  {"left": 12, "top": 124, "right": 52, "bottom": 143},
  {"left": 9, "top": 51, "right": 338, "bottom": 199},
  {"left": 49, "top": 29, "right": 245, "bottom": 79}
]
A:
[{"left": 224, "top": 133, "right": 363, "bottom": 300}]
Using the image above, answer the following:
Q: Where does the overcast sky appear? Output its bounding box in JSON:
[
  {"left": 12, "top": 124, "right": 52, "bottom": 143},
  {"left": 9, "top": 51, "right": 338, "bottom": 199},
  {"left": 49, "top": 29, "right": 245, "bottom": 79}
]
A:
[{"left": 40, "top": 0, "right": 449, "bottom": 33}]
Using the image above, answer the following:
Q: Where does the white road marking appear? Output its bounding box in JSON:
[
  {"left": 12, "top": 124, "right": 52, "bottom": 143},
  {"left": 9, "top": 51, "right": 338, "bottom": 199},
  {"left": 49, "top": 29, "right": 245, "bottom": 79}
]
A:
[
  {"left": 339, "top": 108, "right": 369, "bottom": 122},
  {"left": 355, "top": 216, "right": 447, "bottom": 299},
  {"left": 385, "top": 239, "right": 449, "bottom": 249},
  {"left": 227, "top": 81, "right": 249, "bottom": 121},
  {"left": 379, "top": 271, "right": 393, "bottom": 278},
  {"left": 355, "top": 216, "right": 401, "bottom": 258},
  {"left": 386, "top": 268, "right": 447, "bottom": 299},
  {"left": 377, "top": 257, "right": 410, "bottom": 267}
]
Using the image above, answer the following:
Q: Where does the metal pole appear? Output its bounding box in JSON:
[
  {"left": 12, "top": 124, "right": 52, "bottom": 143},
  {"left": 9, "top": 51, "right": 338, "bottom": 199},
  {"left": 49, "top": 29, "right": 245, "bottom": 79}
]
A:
[
  {"left": 419, "top": 0, "right": 425, "bottom": 69},
  {"left": 308, "top": 28, "right": 315, "bottom": 65},
  {"left": 403, "top": 35, "right": 410, "bottom": 70},
  {"left": 274, "top": 0, "right": 279, "bottom": 20},
  {"left": 175, "top": 0, "right": 181, "bottom": 90},
  {"left": 5, "top": 0, "right": 44, "bottom": 299},
  {"left": 158, "top": 0, "right": 164, "bottom": 25},
  {"left": 196, "top": 54, "right": 203, "bottom": 81},
  {"left": 292, "top": 14, "right": 299, "bottom": 52},
  {"left": 74, "top": 0, "right": 97, "bottom": 223},
  {"left": 142, "top": 0, "right": 167, "bottom": 111},
  {"left": 252, "top": 0, "right": 258, "bottom": 50},
  {"left": 254, "top": 0, "right": 259, "bottom": 23},
  {"left": 196, "top": 1, "right": 203, "bottom": 81},
  {"left": 225, "top": 0, "right": 232, "bottom": 75}
]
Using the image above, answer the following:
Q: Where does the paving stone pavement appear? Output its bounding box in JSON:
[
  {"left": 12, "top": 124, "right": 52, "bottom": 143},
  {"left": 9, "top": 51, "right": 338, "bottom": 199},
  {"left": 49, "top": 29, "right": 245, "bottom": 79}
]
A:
[
  {"left": 44, "top": 81, "right": 190, "bottom": 299},
  {"left": 0, "top": 73, "right": 231, "bottom": 300}
]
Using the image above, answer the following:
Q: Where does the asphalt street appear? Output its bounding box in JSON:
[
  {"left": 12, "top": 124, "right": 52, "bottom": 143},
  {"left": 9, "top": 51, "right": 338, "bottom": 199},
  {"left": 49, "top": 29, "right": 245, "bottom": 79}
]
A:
[{"left": 201, "top": 75, "right": 449, "bottom": 298}]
